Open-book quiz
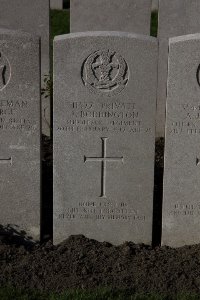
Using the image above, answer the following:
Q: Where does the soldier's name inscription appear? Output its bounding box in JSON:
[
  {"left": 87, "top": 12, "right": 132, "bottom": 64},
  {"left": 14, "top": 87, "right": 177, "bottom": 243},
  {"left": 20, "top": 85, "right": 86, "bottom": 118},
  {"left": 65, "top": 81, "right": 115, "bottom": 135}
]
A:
[
  {"left": 56, "top": 101, "right": 152, "bottom": 134},
  {"left": 168, "top": 103, "right": 200, "bottom": 135},
  {"left": 0, "top": 99, "right": 36, "bottom": 131}
]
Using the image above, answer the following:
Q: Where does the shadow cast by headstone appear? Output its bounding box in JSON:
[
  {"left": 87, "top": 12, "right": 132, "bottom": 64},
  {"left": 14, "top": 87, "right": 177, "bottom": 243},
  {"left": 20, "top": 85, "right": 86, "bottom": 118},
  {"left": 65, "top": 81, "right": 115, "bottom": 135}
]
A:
[
  {"left": 152, "top": 137, "right": 164, "bottom": 247},
  {"left": 41, "top": 134, "right": 53, "bottom": 242},
  {"left": 0, "top": 224, "right": 35, "bottom": 248}
]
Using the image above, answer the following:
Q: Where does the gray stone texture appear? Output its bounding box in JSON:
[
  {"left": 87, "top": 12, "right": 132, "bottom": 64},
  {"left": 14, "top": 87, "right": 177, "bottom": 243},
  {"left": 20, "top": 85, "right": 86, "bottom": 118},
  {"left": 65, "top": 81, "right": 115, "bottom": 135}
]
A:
[
  {"left": 0, "top": 29, "right": 41, "bottom": 241},
  {"left": 0, "top": 0, "right": 50, "bottom": 136},
  {"left": 50, "top": 0, "right": 63, "bottom": 9},
  {"left": 53, "top": 32, "right": 158, "bottom": 245},
  {"left": 162, "top": 34, "right": 200, "bottom": 247},
  {"left": 70, "top": 0, "right": 152, "bottom": 35},
  {"left": 157, "top": 0, "right": 200, "bottom": 137},
  {"left": 152, "top": 0, "right": 158, "bottom": 10}
]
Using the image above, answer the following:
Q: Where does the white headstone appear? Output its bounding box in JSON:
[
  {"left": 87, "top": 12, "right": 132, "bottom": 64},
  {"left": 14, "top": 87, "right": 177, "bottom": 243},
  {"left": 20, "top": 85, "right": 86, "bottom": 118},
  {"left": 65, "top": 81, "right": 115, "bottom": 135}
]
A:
[
  {"left": 0, "top": 29, "right": 41, "bottom": 241},
  {"left": 163, "top": 33, "right": 200, "bottom": 247},
  {"left": 0, "top": 0, "right": 50, "bottom": 136},
  {"left": 156, "top": 0, "right": 200, "bottom": 137},
  {"left": 70, "top": 0, "right": 152, "bottom": 35},
  {"left": 53, "top": 32, "right": 158, "bottom": 245}
]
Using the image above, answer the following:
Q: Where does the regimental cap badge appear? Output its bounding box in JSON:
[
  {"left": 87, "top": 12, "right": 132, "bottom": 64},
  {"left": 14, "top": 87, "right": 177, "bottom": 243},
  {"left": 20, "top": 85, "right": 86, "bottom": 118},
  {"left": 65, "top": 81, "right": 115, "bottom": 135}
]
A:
[{"left": 82, "top": 50, "right": 129, "bottom": 96}]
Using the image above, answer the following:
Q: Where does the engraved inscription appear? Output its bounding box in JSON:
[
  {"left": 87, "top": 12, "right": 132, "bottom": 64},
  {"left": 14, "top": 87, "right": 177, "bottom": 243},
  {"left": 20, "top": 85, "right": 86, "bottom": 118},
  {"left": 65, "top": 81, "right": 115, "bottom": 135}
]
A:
[
  {"left": 84, "top": 137, "right": 124, "bottom": 198},
  {"left": 0, "top": 100, "right": 37, "bottom": 132},
  {"left": 57, "top": 201, "right": 146, "bottom": 222},
  {"left": 169, "top": 203, "right": 200, "bottom": 217},
  {"left": 0, "top": 51, "right": 11, "bottom": 91},
  {"left": 56, "top": 102, "right": 152, "bottom": 135},
  {"left": 82, "top": 50, "right": 129, "bottom": 96},
  {"left": 168, "top": 103, "right": 200, "bottom": 136}
]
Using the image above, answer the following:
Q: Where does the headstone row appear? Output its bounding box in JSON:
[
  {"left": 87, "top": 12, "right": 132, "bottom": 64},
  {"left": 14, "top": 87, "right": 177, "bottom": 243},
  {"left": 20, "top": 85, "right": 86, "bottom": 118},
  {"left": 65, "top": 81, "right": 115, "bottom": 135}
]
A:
[{"left": 1, "top": 0, "right": 200, "bottom": 249}]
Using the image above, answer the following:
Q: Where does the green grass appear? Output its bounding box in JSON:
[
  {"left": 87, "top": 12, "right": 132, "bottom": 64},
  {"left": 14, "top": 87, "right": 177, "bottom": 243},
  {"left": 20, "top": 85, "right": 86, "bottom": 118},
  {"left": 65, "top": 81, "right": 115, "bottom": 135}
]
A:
[
  {"left": 51, "top": 9, "right": 70, "bottom": 40},
  {"left": 49, "top": 10, "right": 69, "bottom": 75},
  {"left": 151, "top": 11, "right": 158, "bottom": 37},
  {"left": 1, "top": 287, "right": 200, "bottom": 300}
]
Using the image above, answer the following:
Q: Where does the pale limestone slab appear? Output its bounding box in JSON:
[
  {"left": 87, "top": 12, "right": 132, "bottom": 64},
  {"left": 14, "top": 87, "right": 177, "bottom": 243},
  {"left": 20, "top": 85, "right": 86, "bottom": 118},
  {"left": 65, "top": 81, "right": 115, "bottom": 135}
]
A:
[
  {"left": 0, "top": 29, "right": 41, "bottom": 241},
  {"left": 0, "top": 0, "right": 50, "bottom": 136},
  {"left": 70, "top": 0, "right": 152, "bottom": 34},
  {"left": 162, "top": 34, "right": 200, "bottom": 247},
  {"left": 51, "top": 0, "right": 63, "bottom": 9},
  {"left": 156, "top": 0, "right": 200, "bottom": 137},
  {"left": 53, "top": 32, "right": 158, "bottom": 245}
]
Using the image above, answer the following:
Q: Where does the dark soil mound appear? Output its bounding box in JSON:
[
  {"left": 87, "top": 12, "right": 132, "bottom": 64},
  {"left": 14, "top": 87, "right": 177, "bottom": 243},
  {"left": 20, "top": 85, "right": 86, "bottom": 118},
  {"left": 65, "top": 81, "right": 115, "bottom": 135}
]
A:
[
  {"left": 0, "top": 234, "right": 200, "bottom": 295},
  {"left": 1, "top": 137, "right": 187, "bottom": 295}
]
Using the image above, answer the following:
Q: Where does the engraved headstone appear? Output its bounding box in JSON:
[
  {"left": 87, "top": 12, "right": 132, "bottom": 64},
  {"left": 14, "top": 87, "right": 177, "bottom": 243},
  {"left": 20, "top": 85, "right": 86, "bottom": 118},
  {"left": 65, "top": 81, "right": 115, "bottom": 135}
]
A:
[
  {"left": 156, "top": 0, "right": 200, "bottom": 137},
  {"left": 51, "top": 0, "right": 63, "bottom": 9},
  {"left": 70, "top": 0, "right": 152, "bottom": 34},
  {"left": 53, "top": 32, "right": 158, "bottom": 245},
  {"left": 162, "top": 34, "right": 200, "bottom": 247},
  {"left": 0, "top": 0, "right": 50, "bottom": 136},
  {"left": 0, "top": 29, "right": 41, "bottom": 240}
]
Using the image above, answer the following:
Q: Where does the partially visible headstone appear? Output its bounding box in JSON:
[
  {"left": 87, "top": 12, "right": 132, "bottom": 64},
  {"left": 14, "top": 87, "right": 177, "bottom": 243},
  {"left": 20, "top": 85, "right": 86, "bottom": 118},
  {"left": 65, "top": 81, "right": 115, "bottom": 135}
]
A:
[
  {"left": 0, "top": 29, "right": 41, "bottom": 241},
  {"left": 156, "top": 0, "right": 200, "bottom": 137},
  {"left": 162, "top": 34, "right": 200, "bottom": 247},
  {"left": 53, "top": 32, "right": 158, "bottom": 245},
  {"left": 70, "top": 0, "right": 152, "bottom": 34},
  {"left": 51, "top": 0, "right": 63, "bottom": 9},
  {"left": 0, "top": 0, "right": 50, "bottom": 136},
  {"left": 152, "top": 0, "right": 158, "bottom": 10}
]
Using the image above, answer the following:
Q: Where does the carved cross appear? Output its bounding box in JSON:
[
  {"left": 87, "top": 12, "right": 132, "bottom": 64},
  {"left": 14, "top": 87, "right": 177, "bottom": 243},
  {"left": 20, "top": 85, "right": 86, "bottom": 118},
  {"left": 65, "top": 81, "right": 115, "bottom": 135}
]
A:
[{"left": 84, "top": 137, "right": 124, "bottom": 198}]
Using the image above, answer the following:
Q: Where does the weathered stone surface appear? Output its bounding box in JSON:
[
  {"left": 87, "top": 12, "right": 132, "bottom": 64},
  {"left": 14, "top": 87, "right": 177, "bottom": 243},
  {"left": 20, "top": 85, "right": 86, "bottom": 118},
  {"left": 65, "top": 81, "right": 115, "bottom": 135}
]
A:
[
  {"left": 53, "top": 32, "right": 157, "bottom": 245},
  {"left": 70, "top": 0, "right": 152, "bottom": 34},
  {"left": 50, "top": 0, "right": 63, "bottom": 9},
  {"left": 156, "top": 0, "right": 200, "bottom": 137},
  {"left": 0, "top": 0, "right": 50, "bottom": 136},
  {"left": 0, "top": 29, "right": 41, "bottom": 240},
  {"left": 152, "top": 0, "right": 158, "bottom": 10},
  {"left": 162, "top": 34, "right": 200, "bottom": 247}
]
